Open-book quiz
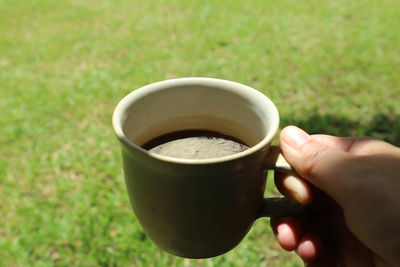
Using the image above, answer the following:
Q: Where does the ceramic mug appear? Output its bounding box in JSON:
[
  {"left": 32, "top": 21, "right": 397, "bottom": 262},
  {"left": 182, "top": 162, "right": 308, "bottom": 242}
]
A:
[{"left": 112, "top": 78, "right": 304, "bottom": 258}]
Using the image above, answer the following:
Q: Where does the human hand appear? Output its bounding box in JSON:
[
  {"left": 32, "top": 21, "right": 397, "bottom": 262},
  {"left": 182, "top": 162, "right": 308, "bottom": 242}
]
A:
[{"left": 270, "top": 126, "right": 400, "bottom": 266}]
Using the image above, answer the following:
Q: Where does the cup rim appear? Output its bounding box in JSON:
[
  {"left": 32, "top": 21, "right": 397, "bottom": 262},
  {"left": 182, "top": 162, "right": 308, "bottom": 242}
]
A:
[{"left": 112, "top": 77, "right": 280, "bottom": 165}]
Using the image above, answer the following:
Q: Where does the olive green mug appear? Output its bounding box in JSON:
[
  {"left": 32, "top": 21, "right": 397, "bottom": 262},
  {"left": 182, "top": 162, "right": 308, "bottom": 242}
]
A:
[{"left": 112, "top": 78, "right": 303, "bottom": 258}]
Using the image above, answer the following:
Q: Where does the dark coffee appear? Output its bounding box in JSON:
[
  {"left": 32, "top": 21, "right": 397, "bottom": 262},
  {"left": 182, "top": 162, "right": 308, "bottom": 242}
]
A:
[{"left": 142, "top": 130, "right": 249, "bottom": 159}]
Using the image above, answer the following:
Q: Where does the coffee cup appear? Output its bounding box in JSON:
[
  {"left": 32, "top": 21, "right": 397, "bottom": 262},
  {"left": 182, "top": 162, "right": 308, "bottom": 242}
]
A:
[{"left": 112, "top": 78, "right": 304, "bottom": 258}]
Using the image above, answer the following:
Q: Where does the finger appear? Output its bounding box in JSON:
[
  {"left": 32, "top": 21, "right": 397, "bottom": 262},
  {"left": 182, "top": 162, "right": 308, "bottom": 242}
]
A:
[
  {"left": 299, "top": 234, "right": 339, "bottom": 267},
  {"left": 310, "top": 134, "right": 359, "bottom": 152},
  {"left": 311, "top": 134, "right": 399, "bottom": 156},
  {"left": 279, "top": 126, "right": 356, "bottom": 205},
  {"left": 297, "top": 235, "right": 320, "bottom": 263},
  {"left": 274, "top": 172, "right": 312, "bottom": 204},
  {"left": 270, "top": 218, "right": 302, "bottom": 251}
]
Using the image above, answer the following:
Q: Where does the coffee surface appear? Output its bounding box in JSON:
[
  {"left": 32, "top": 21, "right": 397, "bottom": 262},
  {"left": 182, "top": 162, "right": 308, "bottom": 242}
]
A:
[{"left": 142, "top": 130, "right": 249, "bottom": 159}]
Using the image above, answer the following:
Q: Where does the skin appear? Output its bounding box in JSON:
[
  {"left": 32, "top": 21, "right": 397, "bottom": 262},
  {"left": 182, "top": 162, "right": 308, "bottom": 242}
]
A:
[{"left": 270, "top": 126, "right": 400, "bottom": 267}]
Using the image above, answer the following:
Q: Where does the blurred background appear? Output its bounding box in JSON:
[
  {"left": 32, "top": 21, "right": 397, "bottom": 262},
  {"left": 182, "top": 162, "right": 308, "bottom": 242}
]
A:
[{"left": 1, "top": 0, "right": 399, "bottom": 266}]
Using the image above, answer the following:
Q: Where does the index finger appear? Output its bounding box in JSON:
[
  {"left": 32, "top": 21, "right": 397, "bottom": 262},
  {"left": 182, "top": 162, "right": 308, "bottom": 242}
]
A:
[{"left": 311, "top": 135, "right": 399, "bottom": 156}]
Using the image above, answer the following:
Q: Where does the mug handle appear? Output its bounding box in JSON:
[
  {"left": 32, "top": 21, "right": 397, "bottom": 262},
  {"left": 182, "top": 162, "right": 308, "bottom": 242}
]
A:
[{"left": 257, "top": 145, "right": 306, "bottom": 218}]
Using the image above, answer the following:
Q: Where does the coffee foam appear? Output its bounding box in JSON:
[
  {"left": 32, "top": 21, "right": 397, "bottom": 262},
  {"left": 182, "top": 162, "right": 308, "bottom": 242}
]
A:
[{"left": 148, "top": 137, "right": 249, "bottom": 159}]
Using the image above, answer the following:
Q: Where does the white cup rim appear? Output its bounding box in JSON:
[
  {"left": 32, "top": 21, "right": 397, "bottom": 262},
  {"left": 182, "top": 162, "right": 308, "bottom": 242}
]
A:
[{"left": 112, "top": 77, "right": 280, "bottom": 165}]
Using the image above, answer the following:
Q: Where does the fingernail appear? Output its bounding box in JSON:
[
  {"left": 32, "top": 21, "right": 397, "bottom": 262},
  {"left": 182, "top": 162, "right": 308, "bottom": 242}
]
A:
[
  {"left": 277, "top": 223, "right": 291, "bottom": 237},
  {"left": 282, "top": 175, "right": 312, "bottom": 205},
  {"left": 283, "top": 126, "right": 310, "bottom": 149}
]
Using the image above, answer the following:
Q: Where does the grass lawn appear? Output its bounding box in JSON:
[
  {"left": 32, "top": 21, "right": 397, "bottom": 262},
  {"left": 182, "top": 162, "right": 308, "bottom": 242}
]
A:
[{"left": 1, "top": 0, "right": 399, "bottom": 266}]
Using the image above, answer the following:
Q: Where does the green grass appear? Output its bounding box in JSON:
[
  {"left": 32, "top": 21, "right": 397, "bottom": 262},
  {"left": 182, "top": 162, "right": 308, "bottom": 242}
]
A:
[{"left": 1, "top": 0, "right": 399, "bottom": 266}]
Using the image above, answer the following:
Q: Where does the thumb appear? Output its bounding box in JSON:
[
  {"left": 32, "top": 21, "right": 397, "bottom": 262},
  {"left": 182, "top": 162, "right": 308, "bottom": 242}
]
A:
[{"left": 280, "top": 126, "right": 355, "bottom": 205}]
